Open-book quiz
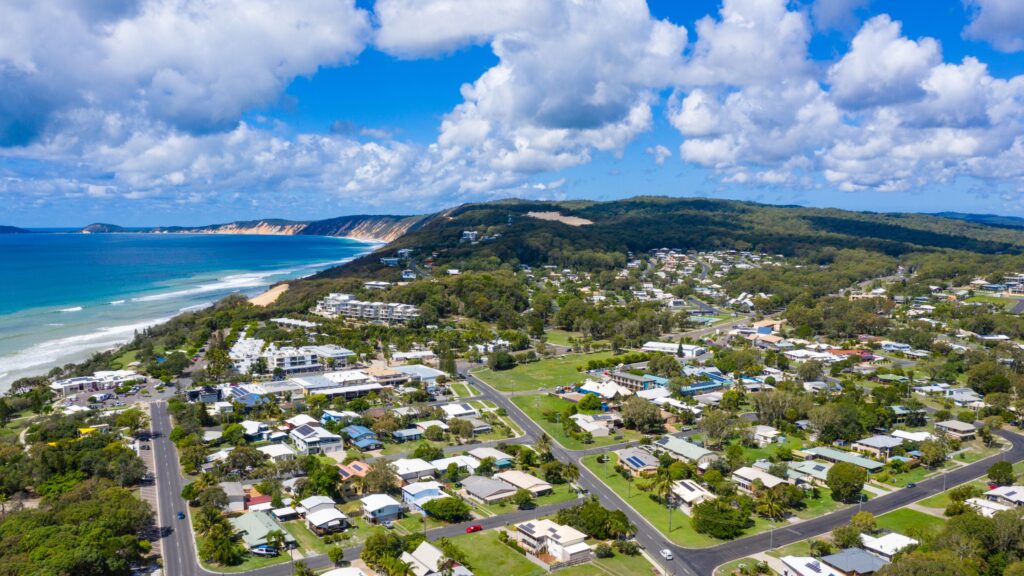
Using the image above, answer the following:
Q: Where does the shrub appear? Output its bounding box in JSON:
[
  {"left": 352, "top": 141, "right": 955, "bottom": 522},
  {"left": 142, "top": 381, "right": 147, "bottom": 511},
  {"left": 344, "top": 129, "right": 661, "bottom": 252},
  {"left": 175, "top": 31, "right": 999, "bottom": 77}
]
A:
[
  {"left": 614, "top": 540, "right": 639, "bottom": 555},
  {"left": 595, "top": 543, "right": 614, "bottom": 558}
]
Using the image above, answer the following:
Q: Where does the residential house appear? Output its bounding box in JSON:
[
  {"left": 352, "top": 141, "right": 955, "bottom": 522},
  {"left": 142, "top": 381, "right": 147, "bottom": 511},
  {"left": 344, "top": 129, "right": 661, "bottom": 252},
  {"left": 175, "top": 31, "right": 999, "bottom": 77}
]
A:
[
  {"left": 440, "top": 403, "right": 479, "bottom": 421},
  {"left": 641, "top": 341, "right": 707, "bottom": 358},
  {"left": 401, "top": 541, "right": 474, "bottom": 576},
  {"left": 341, "top": 424, "right": 383, "bottom": 451},
  {"left": 339, "top": 460, "right": 372, "bottom": 484},
  {"left": 468, "top": 418, "right": 492, "bottom": 435},
  {"left": 852, "top": 435, "right": 905, "bottom": 460},
  {"left": 285, "top": 414, "right": 319, "bottom": 429},
  {"left": 799, "top": 447, "right": 884, "bottom": 473},
  {"left": 321, "top": 409, "right": 360, "bottom": 425},
  {"left": 935, "top": 420, "right": 977, "bottom": 440},
  {"left": 968, "top": 497, "right": 1012, "bottom": 517},
  {"left": 299, "top": 495, "right": 337, "bottom": 516},
  {"left": 891, "top": 430, "right": 935, "bottom": 443},
  {"left": 820, "top": 548, "right": 888, "bottom": 575},
  {"left": 221, "top": 481, "right": 245, "bottom": 513},
  {"left": 860, "top": 533, "right": 918, "bottom": 560},
  {"left": 431, "top": 455, "right": 480, "bottom": 476},
  {"left": 392, "top": 428, "right": 423, "bottom": 443},
  {"left": 258, "top": 443, "right": 297, "bottom": 462},
  {"left": 392, "top": 458, "right": 437, "bottom": 484},
  {"left": 614, "top": 447, "right": 660, "bottom": 476},
  {"left": 290, "top": 424, "right": 344, "bottom": 455},
  {"left": 415, "top": 420, "right": 449, "bottom": 433},
  {"left": 392, "top": 364, "right": 448, "bottom": 388},
  {"left": 402, "top": 481, "right": 446, "bottom": 514},
  {"left": 577, "top": 379, "right": 632, "bottom": 401},
  {"left": 361, "top": 493, "right": 403, "bottom": 524},
  {"left": 672, "top": 479, "right": 715, "bottom": 514},
  {"left": 461, "top": 475, "right": 517, "bottom": 504},
  {"left": 781, "top": 556, "right": 844, "bottom": 576},
  {"left": 514, "top": 520, "right": 593, "bottom": 565},
  {"left": 306, "top": 508, "right": 349, "bottom": 535},
  {"left": 240, "top": 420, "right": 269, "bottom": 441},
  {"left": 985, "top": 486, "right": 1024, "bottom": 507},
  {"left": 495, "top": 470, "right": 553, "bottom": 496},
  {"left": 751, "top": 425, "right": 781, "bottom": 447},
  {"left": 653, "top": 435, "right": 720, "bottom": 469},
  {"left": 468, "top": 447, "right": 514, "bottom": 469},
  {"left": 230, "top": 511, "right": 297, "bottom": 551},
  {"left": 731, "top": 466, "right": 787, "bottom": 493}
]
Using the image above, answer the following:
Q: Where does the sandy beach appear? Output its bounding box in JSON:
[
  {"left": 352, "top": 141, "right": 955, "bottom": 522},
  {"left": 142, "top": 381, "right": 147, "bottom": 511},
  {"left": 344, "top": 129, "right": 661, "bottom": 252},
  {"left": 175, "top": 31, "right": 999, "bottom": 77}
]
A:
[{"left": 249, "top": 283, "right": 289, "bottom": 306}]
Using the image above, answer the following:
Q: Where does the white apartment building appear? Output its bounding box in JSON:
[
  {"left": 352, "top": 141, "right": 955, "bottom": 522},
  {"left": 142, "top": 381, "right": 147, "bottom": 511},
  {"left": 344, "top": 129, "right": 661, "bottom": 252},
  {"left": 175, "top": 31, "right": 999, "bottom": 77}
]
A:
[{"left": 314, "top": 293, "right": 420, "bottom": 323}]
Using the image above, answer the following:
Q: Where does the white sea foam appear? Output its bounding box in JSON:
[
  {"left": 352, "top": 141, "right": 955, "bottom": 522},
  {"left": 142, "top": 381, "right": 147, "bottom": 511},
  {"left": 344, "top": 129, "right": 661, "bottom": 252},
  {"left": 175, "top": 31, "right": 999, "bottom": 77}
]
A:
[
  {"left": 110, "top": 300, "right": 126, "bottom": 305},
  {"left": 0, "top": 317, "right": 172, "bottom": 375},
  {"left": 179, "top": 303, "right": 212, "bottom": 313},
  {"left": 45, "top": 323, "right": 65, "bottom": 327},
  {"left": 130, "top": 269, "right": 293, "bottom": 303},
  {"left": 59, "top": 306, "right": 83, "bottom": 312}
]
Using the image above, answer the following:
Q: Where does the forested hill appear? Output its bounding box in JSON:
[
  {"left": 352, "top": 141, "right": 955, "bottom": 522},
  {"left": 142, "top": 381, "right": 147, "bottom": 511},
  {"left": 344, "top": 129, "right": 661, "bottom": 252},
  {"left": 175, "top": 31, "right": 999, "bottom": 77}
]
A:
[
  {"left": 316, "top": 196, "right": 1024, "bottom": 279},
  {"left": 0, "top": 225, "right": 30, "bottom": 234}
]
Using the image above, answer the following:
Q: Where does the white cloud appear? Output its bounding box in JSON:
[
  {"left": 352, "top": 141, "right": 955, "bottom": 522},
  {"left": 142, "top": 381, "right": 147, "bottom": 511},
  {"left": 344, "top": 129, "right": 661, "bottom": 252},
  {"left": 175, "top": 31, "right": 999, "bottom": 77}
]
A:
[
  {"left": 0, "top": 0, "right": 371, "bottom": 144},
  {"left": 828, "top": 15, "right": 941, "bottom": 109},
  {"left": 963, "top": 0, "right": 1024, "bottom": 52},
  {"left": 646, "top": 144, "right": 672, "bottom": 166}
]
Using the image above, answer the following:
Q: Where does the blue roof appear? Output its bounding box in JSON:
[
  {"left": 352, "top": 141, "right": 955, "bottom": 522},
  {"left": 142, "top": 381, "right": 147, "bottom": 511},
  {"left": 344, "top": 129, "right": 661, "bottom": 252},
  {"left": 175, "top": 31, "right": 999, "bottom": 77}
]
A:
[
  {"left": 341, "top": 425, "right": 375, "bottom": 438},
  {"left": 643, "top": 374, "right": 670, "bottom": 387},
  {"left": 393, "top": 428, "right": 422, "bottom": 438},
  {"left": 352, "top": 437, "right": 382, "bottom": 449}
]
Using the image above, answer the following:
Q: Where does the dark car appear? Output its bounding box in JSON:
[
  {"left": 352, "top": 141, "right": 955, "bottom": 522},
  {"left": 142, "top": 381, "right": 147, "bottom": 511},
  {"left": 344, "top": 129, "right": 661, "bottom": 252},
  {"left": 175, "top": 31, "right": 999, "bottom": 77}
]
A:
[
  {"left": 177, "top": 511, "right": 186, "bottom": 520},
  {"left": 906, "top": 482, "right": 917, "bottom": 488}
]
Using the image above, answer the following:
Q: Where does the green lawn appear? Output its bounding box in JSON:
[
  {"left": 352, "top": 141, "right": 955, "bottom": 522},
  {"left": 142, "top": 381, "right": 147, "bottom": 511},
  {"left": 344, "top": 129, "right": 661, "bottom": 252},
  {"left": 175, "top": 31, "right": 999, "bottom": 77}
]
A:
[
  {"left": 543, "top": 330, "right": 609, "bottom": 350},
  {"left": 766, "top": 539, "right": 815, "bottom": 559},
  {"left": 474, "top": 484, "right": 580, "bottom": 516},
  {"left": 511, "top": 394, "right": 642, "bottom": 450},
  {"left": 716, "top": 557, "right": 775, "bottom": 576},
  {"left": 917, "top": 479, "right": 988, "bottom": 509},
  {"left": 452, "top": 382, "right": 479, "bottom": 398},
  {"left": 582, "top": 454, "right": 774, "bottom": 547},
  {"left": 283, "top": 520, "right": 330, "bottom": 554},
  {"left": 883, "top": 465, "right": 938, "bottom": 488},
  {"left": 472, "top": 352, "right": 614, "bottom": 392},
  {"left": 729, "top": 437, "right": 804, "bottom": 464},
  {"left": 875, "top": 508, "right": 946, "bottom": 536},
  {"left": 966, "top": 295, "right": 1020, "bottom": 310},
  {"left": 793, "top": 488, "right": 845, "bottom": 519}
]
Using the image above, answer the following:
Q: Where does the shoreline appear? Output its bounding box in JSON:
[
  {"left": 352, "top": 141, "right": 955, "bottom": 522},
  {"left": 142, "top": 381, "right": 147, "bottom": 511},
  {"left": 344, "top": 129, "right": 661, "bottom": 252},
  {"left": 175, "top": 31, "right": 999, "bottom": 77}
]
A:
[{"left": 0, "top": 237, "right": 380, "bottom": 393}]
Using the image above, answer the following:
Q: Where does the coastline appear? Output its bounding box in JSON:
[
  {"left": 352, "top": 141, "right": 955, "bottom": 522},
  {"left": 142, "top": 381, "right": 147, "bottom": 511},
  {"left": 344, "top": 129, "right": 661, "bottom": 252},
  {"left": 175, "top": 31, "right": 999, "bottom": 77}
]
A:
[
  {"left": 249, "top": 283, "right": 289, "bottom": 306},
  {"left": 0, "top": 235, "right": 381, "bottom": 393}
]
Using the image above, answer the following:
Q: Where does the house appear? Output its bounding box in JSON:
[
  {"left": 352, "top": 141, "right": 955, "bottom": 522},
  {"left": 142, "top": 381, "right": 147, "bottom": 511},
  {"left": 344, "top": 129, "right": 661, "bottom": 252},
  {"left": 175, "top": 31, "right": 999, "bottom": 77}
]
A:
[
  {"left": 985, "top": 485, "right": 1024, "bottom": 507},
  {"left": 366, "top": 366, "right": 412, "bottom": 387},
  {"left": 220, "top": 481, "right": 246, "bottom": 512},
  {"left": 881, "top": 341, "right": 912, "bottom": 353},
  {"left": 968, "top": 497, "right": 1012, "bottom": 517},
  {"left": 392, "top": 364, "right": 448, "bottom": 387},
  {"left": 468, "top": 418, "right": 492, "bottom": 435},
  {"left": 290, "top": 424, "right": 344, "bottom": 455},
  {"left": 241, "top": 420, "right": 269, "bottom": 441},
  {"left": 361, "top": 493, "right": 403, "bottom": 524},
  {"left": 431, "top": 455, "right": 480, "bottom": 476},
  {"left": 614, "top": 447, "right": 660, "bottom": 476},
  {"left": 514, "top": 520, "right": 593, "bottom": 564},
  {"left": 852, "top": 435, "right": 905, "bottom": 460},
  {"left": 731, "top": 466, "right": 787, "bottom": 493},
  {"left": 321, "top": 409, "right": 360, "bottom": 425},
  {"left": 821, "top": 548, "right": 888, "bottom": 575},
  {"left": 641, "top": 341, "right": 707, "bottom": 358},
  {"left": 415, "top": 420, "right": 449, "bottom": 433},
  {"left": 272, "top": 507, "right": 300, "bottom": 522},
  {"left": 800, "top": 446, "right": 884, "bottom": 472},
  {"left": 672, "top": 479, "right": 715, "bottom": 514},
  {"left": 860, "top": 533, "right": 918, "bottom": 560},
  {"left": 322, "top": 568, "right": 369, "bottom": 576},
  {"left": 569, "top": 413, "right": 613, "bottom": 437},
  {"left": 299, "top": 495, "right": 337, "bottom": 516},
  {"left": 788, "top": 460, "right": 833, "bottom": 485},
  {"left": 494, "top": 470, "right": 553, "bottom": 496},
  {"left": 653, "top": 435, "right": 720, "bottom": 468},
  {"left": 751, "top": 425, "right": 781, "bottom": 447},
  {"left": 942, "top": 387, "right": 982, "bottom": 406},
  {"left": 339, "top": 460, "right": 372, "bottom": 483},
  {"left": 401, "top": 541, "right": 474, "bottom": 576},
  {"left": 890, "top": 405, "right": 925, "bottom": 426},
  {"left": 609, "top": 371, "right": 659, "bottom": 392},
  {"left": 393, "top": 428, "right": 424, "bottom": 443},
  {"left": 258, "top": 443, "right": 297, "bottom": 462},
  {"left": 230, "top": 511, "right": 297, "bottom": 551},
  {"left": 891, "top": 430, "right": 935, "bottom": 443},
  {"left": 781, "top": 556, "right": 844, "bottom": 576},
  {"left": 440, "top": 403, "right": 479, "bottom": 421},
  {"left": 461, "top": 475, "right": 517, "bottom": 504},
  {"left": 577, "top": 379, "right": 632, "bottom": 400},
  {"left": 392, "top": 458, "right": 437, "bottom": 483},
  {"left": 402, "top": 481, "right": 446, "bottom": 514},
  {"left": 468, "top": 447, "right": 514, "bottom": 468},
  {"left": 306, "top": 508, "right": 349, "bottom": 535},
  {"left": 935, "top": 420, "right": 977, "bottom": 440}
]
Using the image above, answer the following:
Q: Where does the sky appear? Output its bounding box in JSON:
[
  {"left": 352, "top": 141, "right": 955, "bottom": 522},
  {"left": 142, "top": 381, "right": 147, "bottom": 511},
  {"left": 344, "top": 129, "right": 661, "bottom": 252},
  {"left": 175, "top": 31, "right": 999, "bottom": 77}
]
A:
[{"left": 2, "top": 0, "right": 1024, "bottom": 226}]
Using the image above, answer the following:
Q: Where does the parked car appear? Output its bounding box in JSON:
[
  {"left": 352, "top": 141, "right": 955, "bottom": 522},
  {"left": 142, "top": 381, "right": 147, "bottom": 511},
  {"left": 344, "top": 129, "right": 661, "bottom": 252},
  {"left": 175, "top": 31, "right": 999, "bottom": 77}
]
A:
[
  {"left": 660, "top": 549, "right": 674, "bottom": 561},
  {"left": 176, "top": 511, "right": 185, "bottom": 520},
  {"left": 465, "top": 525, "right": 483, "bottom": 533},
  {"left": 252, "top": 546, "right": 278, "bottom": 557},
  {"left": 383, "top": 521, "right": 394, "bottom": 529}
]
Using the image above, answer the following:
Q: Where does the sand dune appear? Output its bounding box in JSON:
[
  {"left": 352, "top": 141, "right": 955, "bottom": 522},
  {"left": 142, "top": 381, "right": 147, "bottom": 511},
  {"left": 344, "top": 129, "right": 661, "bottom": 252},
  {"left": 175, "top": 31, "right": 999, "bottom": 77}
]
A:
[{"left": 249, "top": 283, "right": 289, "bottom": 306}]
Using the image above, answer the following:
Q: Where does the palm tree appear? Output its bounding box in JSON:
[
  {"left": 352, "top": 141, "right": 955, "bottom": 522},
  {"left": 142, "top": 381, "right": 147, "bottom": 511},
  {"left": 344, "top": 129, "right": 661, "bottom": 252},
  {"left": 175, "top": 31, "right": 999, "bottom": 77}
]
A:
[
  {"left": 563, "top": 463, "right": 580, "bottom": 484},
  {"left": 380, "top": 556, "right": 413, "bottom": 576},
  {"left": 755, "top": 488, "right": 786, "bottom": 521},
  {"left": 648, "top": 470, "right": 676, "bottom": 531},
  {"left": 194, "top": 506, "right": 226, "bottom": 538},
  {"left": 265, "top": 529, "right": 287, "bottom": 553},
  {"left": 536, "top": 434, "right": 552, "bottom": 461},
  {"left": 292, "top": 560, "right": 317, "bottom": 576}
]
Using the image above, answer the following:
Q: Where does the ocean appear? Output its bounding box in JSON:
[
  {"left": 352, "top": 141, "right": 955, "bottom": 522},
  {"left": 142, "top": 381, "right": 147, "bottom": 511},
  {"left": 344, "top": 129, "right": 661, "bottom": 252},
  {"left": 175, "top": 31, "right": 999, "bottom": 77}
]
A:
[{"left": 0, "top": 232, "right": 376, "bottom": 391}]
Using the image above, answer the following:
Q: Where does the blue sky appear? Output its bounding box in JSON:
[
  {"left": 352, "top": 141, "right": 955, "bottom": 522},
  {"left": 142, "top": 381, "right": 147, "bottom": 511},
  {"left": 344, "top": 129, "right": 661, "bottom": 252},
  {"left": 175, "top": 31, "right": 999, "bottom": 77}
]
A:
[{"left": 2, "top": 0, "right": 1024, "bottom": 226}]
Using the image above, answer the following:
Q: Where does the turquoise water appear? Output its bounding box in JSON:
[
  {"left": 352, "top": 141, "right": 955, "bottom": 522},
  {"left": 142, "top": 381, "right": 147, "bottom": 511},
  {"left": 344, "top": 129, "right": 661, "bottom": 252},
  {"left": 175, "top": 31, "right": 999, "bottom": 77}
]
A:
[{"left": 0, "top": 233, "right": 375, "bottom": 390}]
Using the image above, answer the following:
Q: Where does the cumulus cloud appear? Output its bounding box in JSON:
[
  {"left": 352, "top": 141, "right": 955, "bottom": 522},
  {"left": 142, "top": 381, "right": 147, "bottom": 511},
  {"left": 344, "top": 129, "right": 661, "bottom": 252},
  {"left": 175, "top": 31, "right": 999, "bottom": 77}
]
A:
[
  {"left": 963, "top": 0, "right": 1024, "bottom": 52},
  {"left": 646, "top": 145, "right": 672, "bottom": 166},
  {"left": 0, "top": 0, "right": 371, "bottom": 144}
]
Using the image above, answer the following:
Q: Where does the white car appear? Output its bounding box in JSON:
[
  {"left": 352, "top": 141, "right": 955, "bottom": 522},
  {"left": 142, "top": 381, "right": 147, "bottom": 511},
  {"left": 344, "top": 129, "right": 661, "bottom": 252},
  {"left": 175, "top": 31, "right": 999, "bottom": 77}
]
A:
[{"left": 660, "top": 549, "right": 674, "bottom": 561}]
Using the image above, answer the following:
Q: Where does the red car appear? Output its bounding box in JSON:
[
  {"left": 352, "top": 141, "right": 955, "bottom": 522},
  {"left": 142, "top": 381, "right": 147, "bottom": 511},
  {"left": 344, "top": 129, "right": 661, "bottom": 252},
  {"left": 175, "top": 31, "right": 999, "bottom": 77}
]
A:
[{"left": 465, "top": 525, "right": 483, "bottom": 533}]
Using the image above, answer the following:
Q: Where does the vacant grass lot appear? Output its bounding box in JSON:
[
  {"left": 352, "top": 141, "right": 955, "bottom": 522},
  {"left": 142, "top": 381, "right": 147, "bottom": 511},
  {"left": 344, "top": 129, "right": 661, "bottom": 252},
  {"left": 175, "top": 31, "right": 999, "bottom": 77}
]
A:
[
  {"left": 511, "top": 394, "right": 642, "bottom": 450},
  {"left": 473, "top": 351, "right": 614, "bottom": 392},
  {"left": 875, "top": 508, "right": 946, "bottom": 536},
  {"left": 582, "top": 454, "right": 774, "bottom": 547}
]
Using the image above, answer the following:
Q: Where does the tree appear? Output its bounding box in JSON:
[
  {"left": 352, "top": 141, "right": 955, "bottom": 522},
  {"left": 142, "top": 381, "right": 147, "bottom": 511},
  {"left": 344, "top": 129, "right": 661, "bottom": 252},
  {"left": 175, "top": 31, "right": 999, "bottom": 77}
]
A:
[
  {"left": 832, "top": 524, "right": 863, "bottom": 549},
  {"left": 328, "top": 546, "right": 346, "bottom": 566},
  {"left": 195, "top": 505, "right": 227, "bottom": 538},
  {"left": 826, "top": 462, "right": 866, "bottom": 503},
  {"left": 292, "top": 560, "right": 317, "bottom": 576},
  {"left": 755, "top": 488, "right": 785, "bottom": 521},
  {"left": 221, "top": 423, "right": 246, "bottom": 445},
  {"left": 851, "top": 511, "right": 876, "bottom": 534},
  {"left": 988, "top": 461, "right": 1015, "bottom": 486},
  {"left": 691, "top": 499, "right": 751, "bottom": 539},
  {"left": 578, "top": 394, "right": 603, "bottom": 411},
  {"left": 699, "top": 410, "right": 734, "bottom": 449},
  {"left": 449, "top": 418, "right": 474, "bottom": 438},
  {"left": 412, "top": 442, "right": 444, "bottom": 461},
  {"left": 198, "top": 485, "right": 228, "bottom": 509},
  {"left": 797, "top": 360, "right": 825, "bottom": 382},
  {"left": 364, "top": 464, "right": 399, "bottom": 494},
  {"left": 621, "top": 396, "right": 664, "bottom": 433},
  {"left": 919, "top": 440, "right": 948, "bottom": 467},
  {"left": 265, "top": 529, "right": 287, "bottom": 553},
  {"left": 200, "top": 522, "right": 244, "bottom": 566},
  {"left": 512, "top": 488, "right": 535, "bottom": 509},
  {"left": 647, "top": 353, "right": 682, "bottom": 378},
  {"left": 423, "top": 425, "right": 445, "bottom": 441},
  {"left": 422, "top": 497, "right": 472, "bottom": 522}
]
